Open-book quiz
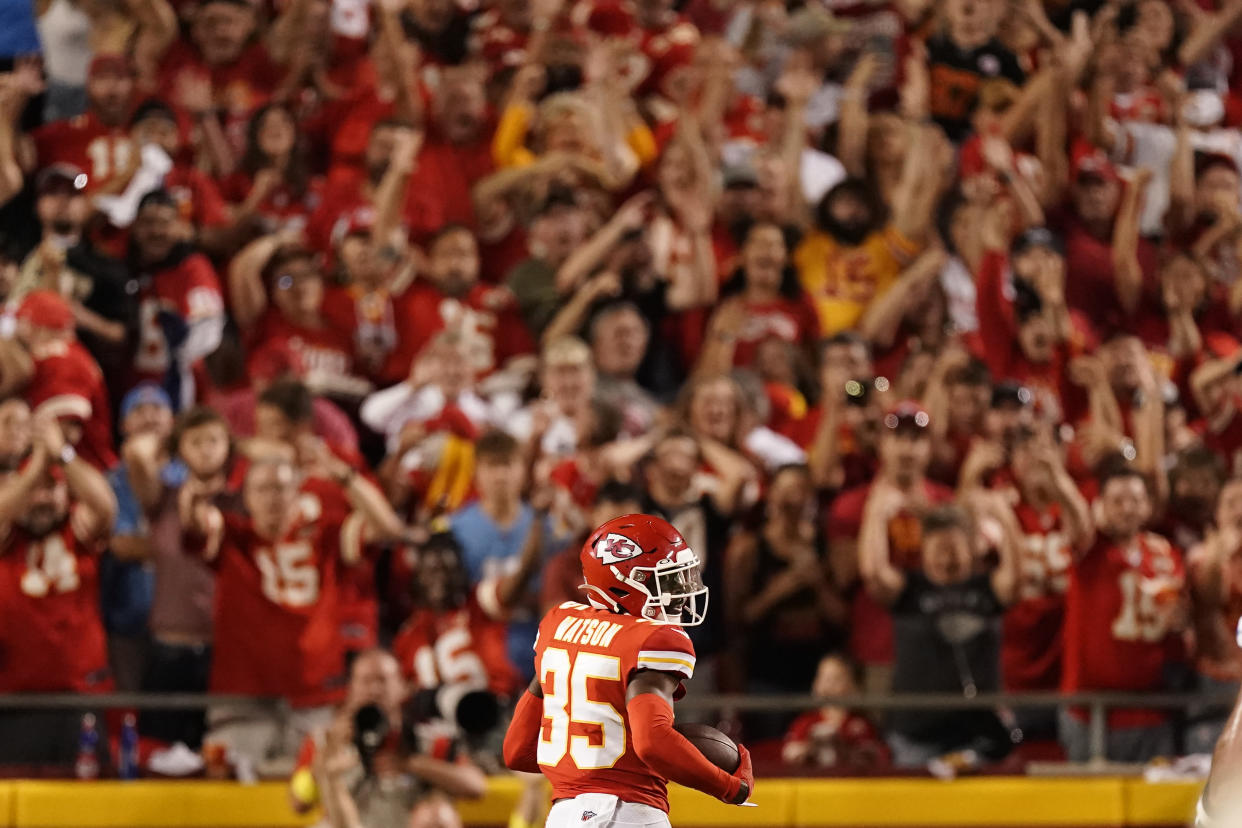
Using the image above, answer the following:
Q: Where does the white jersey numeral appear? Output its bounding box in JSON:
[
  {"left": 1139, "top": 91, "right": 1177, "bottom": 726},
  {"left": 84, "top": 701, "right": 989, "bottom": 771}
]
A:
[{"left": 537, "top": 647, "right": 625, "bottom": 770}]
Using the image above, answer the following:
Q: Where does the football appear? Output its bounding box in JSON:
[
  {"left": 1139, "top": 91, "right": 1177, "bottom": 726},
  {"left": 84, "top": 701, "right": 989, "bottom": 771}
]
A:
[{"left": 674, "top": 723, "right": 740, "bottom": 773}]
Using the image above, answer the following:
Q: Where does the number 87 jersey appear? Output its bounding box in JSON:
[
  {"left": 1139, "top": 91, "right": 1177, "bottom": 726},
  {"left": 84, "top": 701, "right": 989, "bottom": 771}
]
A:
[{"left": 532, "top": 600, "right": 697, "bottom": 812}]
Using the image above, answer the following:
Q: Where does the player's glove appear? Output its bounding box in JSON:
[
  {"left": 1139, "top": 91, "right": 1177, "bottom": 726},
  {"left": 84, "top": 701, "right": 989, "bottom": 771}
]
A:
[{"left": 725, "top": 744, "right": 754, "bottom": 805}]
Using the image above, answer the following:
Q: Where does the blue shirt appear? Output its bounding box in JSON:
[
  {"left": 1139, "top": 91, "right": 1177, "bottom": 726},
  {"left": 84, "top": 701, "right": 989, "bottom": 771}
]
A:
[
  {"left": 449, "top": 502, "right": 566, "bottom": 679},
  {"left": 0, "top": 0, "right": 40, "bottom": 58}
]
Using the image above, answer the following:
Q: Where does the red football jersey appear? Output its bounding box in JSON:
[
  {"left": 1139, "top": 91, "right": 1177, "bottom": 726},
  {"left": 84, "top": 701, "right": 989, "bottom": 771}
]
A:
[
  {"left": 0, "top": 522, "right": 110, "bottom": 692},
  {"left": 533, "top": 601, "right": 696, "bottom": 813},
  {"left": 247, "top": 302, "right": 359, "bottom": 387},
  {"left": 31, "top": 112, "right": 131, "bottom": 190},
  {"left": 200, "top": 497, "right": 365, "bottom": 707},
  {"left": 1062, "top": 533, "right": 1185, "bottom": 728},
  {"left": 1002, "top": 500, "right": 1073, "bottom": 691},
  {"left": 26, "top": 340, "right": 116, "bottom": 470},
  {"left": 133, "top": 253, "right": 225, "bottom": 385},
  {"left": 164, "top": 165, "right": 231, "bottom": 230},
  {"left": 392, "top": 587, "right": 518, "bottom": 697},
  {"left": 399, "top": 282, "right": 535, "bottom": 377}
]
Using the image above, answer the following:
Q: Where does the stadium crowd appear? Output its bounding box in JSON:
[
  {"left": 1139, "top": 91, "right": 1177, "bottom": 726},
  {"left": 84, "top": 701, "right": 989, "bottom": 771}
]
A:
[{"left": 2, "top": 0, "right": 1242, "bottom": 801}]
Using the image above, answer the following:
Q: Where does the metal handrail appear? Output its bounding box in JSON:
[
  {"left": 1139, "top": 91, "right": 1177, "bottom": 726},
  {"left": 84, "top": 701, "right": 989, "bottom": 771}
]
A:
[{"left": 0, "top": 689, "right": 1233, "bottom": 763}]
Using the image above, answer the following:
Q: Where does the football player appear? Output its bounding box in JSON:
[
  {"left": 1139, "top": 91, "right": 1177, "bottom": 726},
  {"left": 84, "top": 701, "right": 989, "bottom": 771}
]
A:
[{"left": 502, "top": 514, "right": 753, "bottom": 827}]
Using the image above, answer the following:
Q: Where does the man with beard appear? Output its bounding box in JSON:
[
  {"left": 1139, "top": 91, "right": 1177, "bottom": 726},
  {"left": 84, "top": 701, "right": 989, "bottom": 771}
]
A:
[
  {"left": 1160, "top": 447, "right": 1225, "bottom": 553},
  {"left": 1060, "top": 461, "right": 1185, "bottom": 762},
  {"left": 129, "top": 190, "right": 226, "bottom": 409},
  {"left": 12, "top": 164, "right": 137, "bottom": 397},
  {"left": 793, "top": 128, "right": 944, "bottom": 336},
  {"left": 0, "top": 416, "right": 118, "bottom": 765},
  {"left": 20, "top": 56, "right": 135, "bottom": 190},
  {"left": 401, "top": 224, "right": 535, "bottom": 388}
]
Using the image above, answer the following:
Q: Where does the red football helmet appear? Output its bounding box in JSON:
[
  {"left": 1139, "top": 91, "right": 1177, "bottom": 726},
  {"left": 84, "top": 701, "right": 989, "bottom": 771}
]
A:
[{"left": 579, "top": 514, "right": 708, "bottom": 626}]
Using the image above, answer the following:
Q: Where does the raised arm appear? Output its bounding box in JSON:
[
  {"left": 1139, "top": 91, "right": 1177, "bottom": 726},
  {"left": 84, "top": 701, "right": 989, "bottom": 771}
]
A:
[
  {"left": 488, "top": 499, "right": 548, "bottom": 613},
  {"left": 1113, "top": 168, "right": 1152, "bottom": 315},
  {"left": 891, "top": 122, "right": 947, "bottom": 243},
  {"left": 1179, "top": 0, "right": 1242, "bottom": 68},
  {"left": 371, "top": 128, "right": 422, "bottom": 250},
  {"left": 540, "top": 272, "right": 621, "bottom": 347},
  {"left": 228, "top": 234, "right": 282, "bottom": 332},
  {"left": 554, "top": 192, "right": 652, "bottom": 294},
  {"left": 310, "top": 439, "right": 408, "bottom": 542},
  {"left": 38, "top": 418, "right": 117, "bottom": 541},
  {"left": 857, "top": 485, "right": 906, "bottom": 605},
  {"left": 836, "top": 53, "right": 881, "bottom": 178},
  {"left": 857, "top": 248, "right": 947, "bottom": 349}
]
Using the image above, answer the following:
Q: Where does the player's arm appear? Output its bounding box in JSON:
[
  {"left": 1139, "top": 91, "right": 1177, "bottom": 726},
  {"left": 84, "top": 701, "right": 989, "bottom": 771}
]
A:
[
  {"left": 626, "top": 670, "right": 753, "bottom": 805},
  {"left": 502, "top": 677, "right": 545, "bottom": 774}
]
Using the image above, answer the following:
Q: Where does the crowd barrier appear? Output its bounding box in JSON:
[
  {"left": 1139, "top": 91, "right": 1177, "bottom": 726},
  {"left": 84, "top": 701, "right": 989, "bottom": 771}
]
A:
[{"left": 0, "top": 776, "right": 1205, "bottom": 828}]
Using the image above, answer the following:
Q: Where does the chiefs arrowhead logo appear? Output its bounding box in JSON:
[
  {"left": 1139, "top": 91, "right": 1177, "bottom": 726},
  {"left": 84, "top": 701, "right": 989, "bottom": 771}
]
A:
[{"left": 594, "top": 532, "right": 644, "bottom": 564}]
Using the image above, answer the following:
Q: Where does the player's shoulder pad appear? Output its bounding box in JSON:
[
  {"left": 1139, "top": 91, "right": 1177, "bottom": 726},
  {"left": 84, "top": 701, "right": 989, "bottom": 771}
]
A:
[{"left": 635, "top": 624, "right": 696, "bottom": 680}]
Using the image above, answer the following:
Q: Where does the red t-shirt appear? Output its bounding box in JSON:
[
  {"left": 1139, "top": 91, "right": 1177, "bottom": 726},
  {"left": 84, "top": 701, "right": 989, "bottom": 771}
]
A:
[
  {"left": 827, "top": 479, "right": 955, "bottom": 665},
  {"left": 196, "top": 499, "right": 366, "bottom": 707},
  {"left": 157, "top": 39, "right": 281, "bottom": 154},
  {"left": 246, "top": 300, "right": 359, "bottom": 388},
  {"left": 31, "top": 111, "right": 130, "bottom": 190},
  {"left": 218, "top": 172, "right": 325, "bottom": 234},
  {"left": 729, "top": 297, "right": 820, "bottom": 368},
  {"left": 26, "top": 340, "right": 116, "bottom": 470},
  {"left": 0, "top": 522, "right": 110, "bottom": 692},
  {"left": 1062, "top": 533, "right": 1185, "bottom": 728},
  {"left": 392, "top": 590, "right": 518, "bottom": 697},
  {"left": 1002, "top": 499, "right": 1073, "bottom": 691},
  {"left": 399, "top": 282, "right": 536, "bottom": 377},
  {"left": 549, "top": 458, "right": 600, "bottom": 512}
]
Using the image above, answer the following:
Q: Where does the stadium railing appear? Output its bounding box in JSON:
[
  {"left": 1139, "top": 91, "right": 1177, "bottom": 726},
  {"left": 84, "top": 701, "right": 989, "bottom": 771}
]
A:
[{"left": 0, "top": 689, "right": 1234, "bottom": 764}]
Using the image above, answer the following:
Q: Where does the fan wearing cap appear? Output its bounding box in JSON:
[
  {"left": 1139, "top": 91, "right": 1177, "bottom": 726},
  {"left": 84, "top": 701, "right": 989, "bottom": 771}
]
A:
[
  {"left": 128, "top": 190, "right": 226, "bottom": 407},
  {"left": 127, "top": 98, "right": 230, "bottom": 251},
  {"left": 230, "top": 235, "right": 368, "bottom": 400},
  {"left": 12, "top": 162, "right": 137, "bottom": 385},
  {"left": 0, "top": 414, "right": 117, "bottom": 700},
  {"left": 827, "top": 402, "right": 954, "bottom": 689},
  {"left": 1044, "top": 144, "right": 1162, "bottom": 338},
  {"left": 22, "top": 55, "right": 135, "bottom": 191},
  {"left": 973, "top": 225, "right": 1094, "bottom": 422},
  {"left": 8, "top": 290, "right": 116, "bottom": 470}
]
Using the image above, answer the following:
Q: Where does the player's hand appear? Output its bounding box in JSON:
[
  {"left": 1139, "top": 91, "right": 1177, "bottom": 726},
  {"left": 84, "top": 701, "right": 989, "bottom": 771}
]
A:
[{"left": 726, "top": 744, "right": 754, "bottom": 804}]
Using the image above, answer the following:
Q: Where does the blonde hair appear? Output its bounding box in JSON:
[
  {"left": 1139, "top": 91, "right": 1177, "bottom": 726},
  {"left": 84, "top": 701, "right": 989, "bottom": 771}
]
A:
[{"left": 542, "top": 335, "right": 593, "bottom": 368}]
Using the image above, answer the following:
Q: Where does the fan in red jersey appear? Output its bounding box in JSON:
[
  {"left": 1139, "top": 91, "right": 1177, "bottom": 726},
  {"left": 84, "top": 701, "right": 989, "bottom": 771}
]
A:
[
  {"left": 26, "top": 56, "right": 135, "bottom": 189},
  {"left": 0, "top": 416, "right": 116, "bottom": 694},
  {"left": 11, "top": 290, "right": 116, "bottom": 470},
  {"left": 393, "top": 528, "right": 541, "bottom": 702},
  {"left": 181, "top": 449, "right": 409, "bottom": 765},
  {"left": 503, "top": 514, "right": 754, "bottom": 827},
  {"left": 1061, "top": 461, "right": 1186, "bottom": 763}
]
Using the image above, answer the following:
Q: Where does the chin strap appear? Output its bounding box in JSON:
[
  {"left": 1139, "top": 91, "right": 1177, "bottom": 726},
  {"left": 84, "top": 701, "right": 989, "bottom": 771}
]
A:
[{"left": 579, "top": 583, "right": 622, "bottom": 613}]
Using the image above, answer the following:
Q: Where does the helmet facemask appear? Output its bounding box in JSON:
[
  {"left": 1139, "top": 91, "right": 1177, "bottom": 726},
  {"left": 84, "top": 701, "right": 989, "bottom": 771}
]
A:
[{"left": 627, "top": 548, "right": 709, "bottom": 627}]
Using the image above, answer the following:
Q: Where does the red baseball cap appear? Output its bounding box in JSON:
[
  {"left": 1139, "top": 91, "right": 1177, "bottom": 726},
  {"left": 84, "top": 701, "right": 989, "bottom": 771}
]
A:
[
  {"left": 88, "top": 54, "right": 133, "bottom": 79},
  {"left": 1071, "top": 146, "right": 1119, "bottom": 186},
  {"left": 16, "top": 290, "right": 74, "bottom": 332}
]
